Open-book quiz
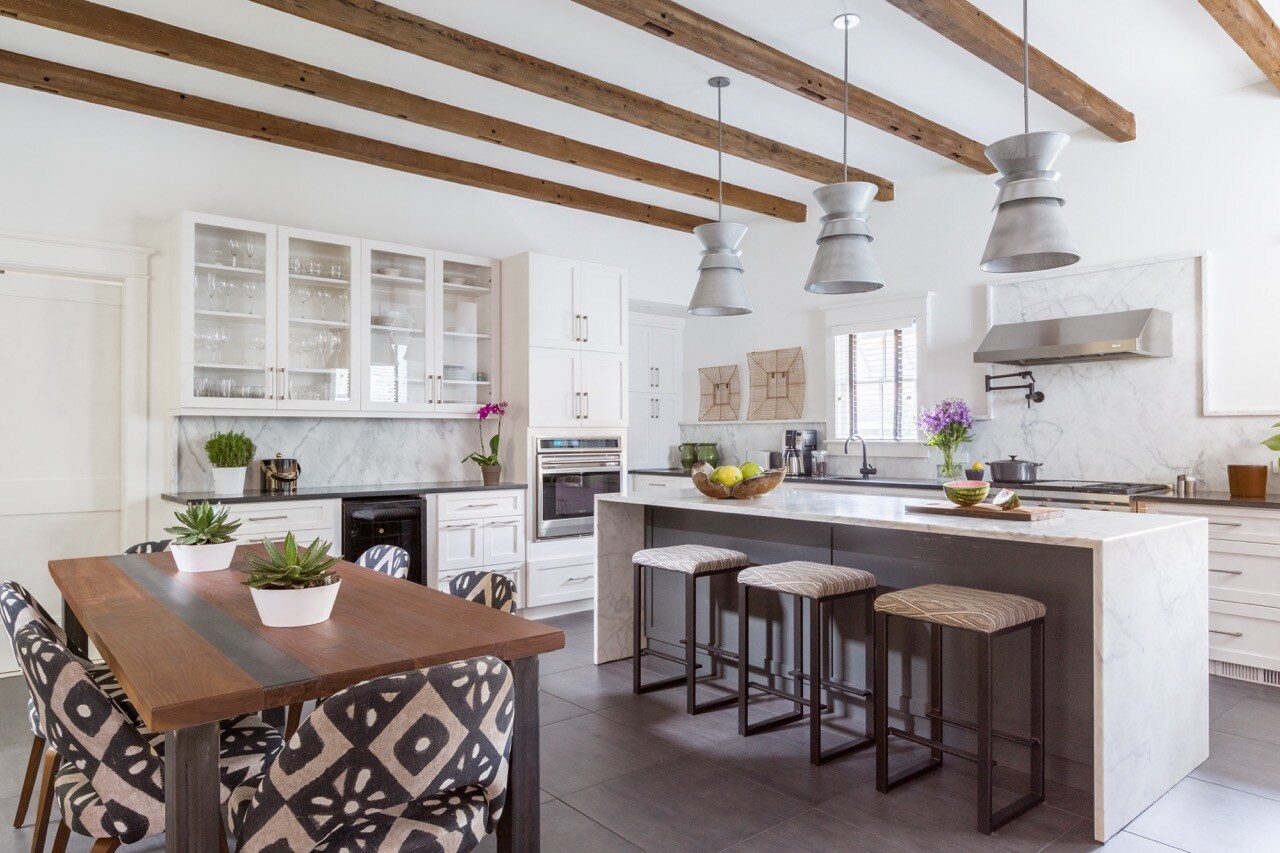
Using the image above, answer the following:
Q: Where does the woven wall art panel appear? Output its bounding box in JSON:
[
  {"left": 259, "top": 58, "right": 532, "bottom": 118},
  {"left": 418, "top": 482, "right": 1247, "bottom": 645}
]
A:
[
  {"left": 698, "top": 365, "right": 740, "bottom": 421},
  {"left": 747, "top": 347, "right": 805, "bottom": 420}
]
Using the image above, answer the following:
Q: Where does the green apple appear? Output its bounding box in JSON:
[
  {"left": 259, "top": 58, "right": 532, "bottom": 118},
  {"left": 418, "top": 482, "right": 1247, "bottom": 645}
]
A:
[
  {"left": 711, "top": 465, "right": 743, "bottom": 487},
  {"left": 740, "top": 462, "right": 764, "bottom": 480}
]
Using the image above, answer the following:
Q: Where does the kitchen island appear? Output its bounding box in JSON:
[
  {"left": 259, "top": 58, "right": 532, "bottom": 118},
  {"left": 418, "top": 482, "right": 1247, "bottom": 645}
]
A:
[{"left": 594, "top": 486, "right": 1208, "bottom": 842}]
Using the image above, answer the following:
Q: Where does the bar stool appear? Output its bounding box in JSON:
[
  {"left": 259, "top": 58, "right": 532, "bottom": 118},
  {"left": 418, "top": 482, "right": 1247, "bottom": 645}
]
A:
[
  {"left": 873, "top": 583, "right": 1046, "bottom": 835},
  {"left": 633, "top": 544, "right": 750, "bottom": 714},
  {"left": 737, "top": 561, "right": 878, "bottom": 765}
]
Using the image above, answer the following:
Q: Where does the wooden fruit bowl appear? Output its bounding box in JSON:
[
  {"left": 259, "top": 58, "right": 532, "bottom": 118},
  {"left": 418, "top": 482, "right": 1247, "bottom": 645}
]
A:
[{"left": 690, "top": 462, "right": 787, "bottom": 500}]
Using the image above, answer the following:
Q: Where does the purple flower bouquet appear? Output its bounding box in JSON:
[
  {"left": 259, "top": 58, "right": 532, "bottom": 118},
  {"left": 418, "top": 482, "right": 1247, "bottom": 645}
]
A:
[{"left": 918, "top": 398, "right": 975, "bottom": 481}]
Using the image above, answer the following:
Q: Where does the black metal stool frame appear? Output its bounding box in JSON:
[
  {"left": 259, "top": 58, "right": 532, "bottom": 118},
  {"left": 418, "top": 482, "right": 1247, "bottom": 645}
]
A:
[
  {"left": 737, "top": 583, "right": 877, "bottom": 765},
  {"left": 633, "top": 561, "right": 743, "bottom": 715},
  {"left": 874, "top": 611, "right": 1045, "bottom": 835}
]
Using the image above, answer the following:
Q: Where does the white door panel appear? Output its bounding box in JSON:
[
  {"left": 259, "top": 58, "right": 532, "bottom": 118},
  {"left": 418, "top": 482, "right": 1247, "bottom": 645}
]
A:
[
  {"left": 528, "top": 256, "right": 578, "bottom": 350},
  {"left": 577, "top": 263, "right": 626, "bottom": 353},
  {"left": 580, "top": 351, "right": 626, "bottom": 426}
]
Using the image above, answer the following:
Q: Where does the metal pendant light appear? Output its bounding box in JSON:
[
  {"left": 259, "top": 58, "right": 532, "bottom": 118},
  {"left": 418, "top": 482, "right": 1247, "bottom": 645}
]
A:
[
  {"left": 804, "top": 12, "right": 884, "bottom": 295},
  {"left": 980, "top": 0, "right": 1080, "bottom": 274},
  {"left": 689, "top": 76, "right": 752, "bottom": 316}
]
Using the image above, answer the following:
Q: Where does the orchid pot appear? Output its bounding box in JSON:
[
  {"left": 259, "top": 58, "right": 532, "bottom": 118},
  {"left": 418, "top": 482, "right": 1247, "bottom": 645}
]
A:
[{"left": 464, "top": 402, "right": 509, "bottom": 482}]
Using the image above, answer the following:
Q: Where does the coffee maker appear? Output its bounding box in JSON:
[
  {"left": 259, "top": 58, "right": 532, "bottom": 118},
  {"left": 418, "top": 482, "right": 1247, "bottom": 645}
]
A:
[{"left": 782, "top": 429, "right": 819, "bottom": 478}]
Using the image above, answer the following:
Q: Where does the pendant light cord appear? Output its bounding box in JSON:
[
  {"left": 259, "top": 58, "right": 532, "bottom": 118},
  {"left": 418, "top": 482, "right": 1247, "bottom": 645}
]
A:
[
  {"left": 1022, "top": 0, "right": 1030, "bottom": 134},
  {"left": 842, "top": 19, "right": 849, "bottom": 182},
  {"left": 716, "top": 82, "right": 724, "bottom": 222}
]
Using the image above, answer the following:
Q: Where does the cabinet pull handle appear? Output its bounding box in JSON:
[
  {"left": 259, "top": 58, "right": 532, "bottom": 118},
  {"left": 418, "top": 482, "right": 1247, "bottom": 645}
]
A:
[
  {"left": 1209, "top": 629, "right": 1244, "bottom": 637},
  {"left": 1209, "top": 521, "right": 1244, "bottom": 527},
  {"left": 573, "top": 392, "right": 581, "bottom": 419},
  {"left": 444, "top": 523, "right": 478, "bottom": 529},
  {"left": 565, "top": 576, "right": 592, "bottom": 583},
  {"left": 465, "top": 503, "right": 499, "bottom": 508},
  {"left": 247, "top": 515, "right": 288, "bottom": 522},
  {"left": 277, "top": 366, "right": 287, "bottom": 400},
  {"left": 654, "top": 366, "right": 659, "bottom": 387},
  {"left": 574, "top": 314, "right": 582, "bottom": 342},
  {"left": 487, "top": 520, "right": 519, "bottom": 526},
  {"left": 583, "top": 314, "right": 589, "bottom": 342},
  {"left": 584, "top": 391, "right": 589, "bottom": 420},
  {"left": 267, "top": 365, "right": 275, "bottom": 400},
  {"left": 1209, "top": 568, "right": 1244, "bottom": 575}
]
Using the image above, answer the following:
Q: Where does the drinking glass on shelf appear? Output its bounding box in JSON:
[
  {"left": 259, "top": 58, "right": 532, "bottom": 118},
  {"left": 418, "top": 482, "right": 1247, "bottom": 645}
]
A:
[
  {"left": 242, "top": 280, "right": 259, "bottom": 314},
  {"left": 250, "top": 330, "right": 267, "bottom": 367},
  {"left": 295, "top": 285, "right": 313, "bottom": 320},
  {"left": 337, "top": 291, "right": 349, "bottom": 323},
  {"left": 316, "top": 289, "right": 332, "bottom": 321},
  {"left": 330, "top": 263, "right": 344, "bottom": 280},
  {"left": 290, "top": 257, "right": 303, "bottom": 275},
  {"left": 228, "top": 239, "right": 241, "bottom": 268},
  {"left": 308, "top": 260, "right": 323, "bottom": 277},
  {"left": 245, "top": 240, "right": 256, "bottom": 269},
  {"left": 204, "top": 273, "right": 219, "bottom": 310},
  {"left": 211, "top": 325, "right": 229, "bottom": 364},
  {"left": 219, "top": 277, "right": 237, "bottom": 312}
]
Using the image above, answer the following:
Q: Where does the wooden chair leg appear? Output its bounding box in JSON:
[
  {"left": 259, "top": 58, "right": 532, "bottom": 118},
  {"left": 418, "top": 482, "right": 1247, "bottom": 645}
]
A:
[
  {"left": 89, "top": 839, "right": 121, "bottom": 853},
  {"left": 31, "top": 748, "right": 60, "bottom": 853},
  {"left": 219, "top": 819, "right": 231, "bottom": 853},
  {"left": 13, "top": 734, "right": 43, "bottom": 827},
  {"left": 285, "top": 701, "right": 304, "bottom": 739},
  {"left": 49, "top": 819, "right": 70, "bottom": 853}
]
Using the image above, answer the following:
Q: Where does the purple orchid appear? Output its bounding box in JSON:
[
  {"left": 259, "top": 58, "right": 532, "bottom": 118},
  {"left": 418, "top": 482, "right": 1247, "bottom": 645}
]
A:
[{"left": 463, "top": 401, "right": 510, "bottom": 467}]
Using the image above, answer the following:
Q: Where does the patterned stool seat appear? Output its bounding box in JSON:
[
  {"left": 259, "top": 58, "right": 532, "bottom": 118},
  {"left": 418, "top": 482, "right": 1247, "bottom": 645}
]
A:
[
  {"left": 739, "top": 561, "right": 876, "bottom": 599},
  {"left": 875, "top": 584, "right": 1045, "bottom": 633},
  {"left": 633, "top": 544, "right": 749, "bottom": 575}
]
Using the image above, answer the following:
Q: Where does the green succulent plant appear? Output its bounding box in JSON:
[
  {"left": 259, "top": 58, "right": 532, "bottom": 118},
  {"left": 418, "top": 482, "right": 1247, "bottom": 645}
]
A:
[
  {"left": 205, "top": 431, "right": 257, "bottom": 468},
  {"left": 164, "top": 501, "right": 242, "bottom": 546},
  {"left": 242, "top": 533, "right": 339, "bottom": 591}
]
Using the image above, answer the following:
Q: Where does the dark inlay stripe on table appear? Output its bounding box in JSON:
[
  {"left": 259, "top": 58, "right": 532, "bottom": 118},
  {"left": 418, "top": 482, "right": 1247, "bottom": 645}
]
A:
[{"left": 109, "top": 554, "right": 317, "bottom": 690}]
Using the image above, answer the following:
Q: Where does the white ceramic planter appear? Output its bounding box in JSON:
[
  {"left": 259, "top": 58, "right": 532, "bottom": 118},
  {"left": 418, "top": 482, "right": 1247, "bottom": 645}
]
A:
[
  {"left": 170, "top": 539, "right": 238, "bottom": 573},
  {"left": 250, "top": 580, "right": 341, "bottom": 628},
  {"left": 212, "top": 466, "right": 246, "bottom": 495}
]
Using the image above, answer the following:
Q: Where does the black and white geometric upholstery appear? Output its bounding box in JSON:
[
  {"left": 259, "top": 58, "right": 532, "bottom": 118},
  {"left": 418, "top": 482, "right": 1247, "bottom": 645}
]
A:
[
  {"left": 447, "top": 571, "right": 517, "bottom": 614},
  {"left": 356, "top": 544, "right": 411, "bottom": 580},
  {"left": 231, "top": 657, "right": 514, "bottom": 853},
  {"left": 738, "top": 561, "right": 877, "bottom": 599},
  {"left": 633, "top": 544, "right": 750, "bottom": 575},
  {"left": 12, "top": 620, "right": 282, "bottom": 845},
  {"left": 123, "top": 539, "right": 171, "bottom": 554}
]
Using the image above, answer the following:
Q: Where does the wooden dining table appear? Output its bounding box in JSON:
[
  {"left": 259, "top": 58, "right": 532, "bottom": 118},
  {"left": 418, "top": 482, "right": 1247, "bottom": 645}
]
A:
[{"left": 49, "top": 545, "right": 564, "bottom": 853}]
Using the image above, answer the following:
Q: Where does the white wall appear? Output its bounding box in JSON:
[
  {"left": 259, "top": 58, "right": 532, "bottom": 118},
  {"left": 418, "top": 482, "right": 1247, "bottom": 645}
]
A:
[{"left": 678, "top": 80, "right": 1280, "bottom": 485}]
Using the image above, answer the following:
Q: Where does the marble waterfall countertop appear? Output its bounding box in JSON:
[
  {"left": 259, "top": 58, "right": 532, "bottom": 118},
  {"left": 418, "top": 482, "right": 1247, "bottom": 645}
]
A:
[{"left": 601, "top": 485, "right": 1203, "bottom": 548}]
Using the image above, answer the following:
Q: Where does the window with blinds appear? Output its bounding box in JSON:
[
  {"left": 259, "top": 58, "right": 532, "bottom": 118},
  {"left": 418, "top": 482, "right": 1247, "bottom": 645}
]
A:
[{"left": 832, "top": 324, "right": 918, "bottom": 441}]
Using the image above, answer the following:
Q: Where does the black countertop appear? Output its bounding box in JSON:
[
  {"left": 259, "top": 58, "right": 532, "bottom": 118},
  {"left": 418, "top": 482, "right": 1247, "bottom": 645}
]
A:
[
  {"left": 1136, "top": 491, "right": 1280, "bottom": 511},
  {"left": 162, "top": 481, "right": 527, "bottom": 505},
  {"left": 628, "top": 468, "right": 941, "bottom": 490}
]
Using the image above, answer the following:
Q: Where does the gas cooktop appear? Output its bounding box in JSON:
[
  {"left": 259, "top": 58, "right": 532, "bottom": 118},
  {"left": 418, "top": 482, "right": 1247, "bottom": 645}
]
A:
[{"left": 990, "top": 479, "right": 1171, "bottom": 496}]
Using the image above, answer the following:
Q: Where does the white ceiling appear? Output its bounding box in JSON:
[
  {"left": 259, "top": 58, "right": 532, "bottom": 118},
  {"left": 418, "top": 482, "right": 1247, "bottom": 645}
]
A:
[{"left": 2, "top": 0, "right": 1274, "bottom": 224}]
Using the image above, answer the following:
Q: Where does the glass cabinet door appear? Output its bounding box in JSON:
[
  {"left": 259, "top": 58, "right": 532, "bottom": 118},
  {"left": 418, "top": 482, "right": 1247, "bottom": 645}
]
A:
[
  {"left": 277, "top": 229, "right": 360, "bottom": 409},
  {"left": 363, "top": 242, "right": 434, "bottom": 411},
  {"left": 185, "top": 215, "right": 276, "bottom": 408},
  {"left": 436, "top": 253, "right": 498, "bottom": 413}
]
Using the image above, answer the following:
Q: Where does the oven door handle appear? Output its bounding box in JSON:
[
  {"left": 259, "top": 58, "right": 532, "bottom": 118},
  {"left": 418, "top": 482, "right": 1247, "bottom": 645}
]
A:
[{"left": 539, "top": 465, "right": 622, "bottom": 475}]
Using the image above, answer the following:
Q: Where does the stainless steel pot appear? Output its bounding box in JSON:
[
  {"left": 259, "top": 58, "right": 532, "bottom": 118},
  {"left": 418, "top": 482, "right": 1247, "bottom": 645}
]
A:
[{"left": 988, "top": 455, "right": 1044, "bottom": 483}]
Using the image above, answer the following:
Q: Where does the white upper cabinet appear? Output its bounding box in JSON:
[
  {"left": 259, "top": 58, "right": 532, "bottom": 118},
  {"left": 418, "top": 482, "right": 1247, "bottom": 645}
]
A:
[
  {"left": 173, "top": 212, "right": 498, "bottom": 417},
  {"left": 579, "top": 351, "right": 626, "bottom": 426},
  {"left": 576, "top": 263, "right": 626, "bottom": 353},
  {"left": 630, "top": 323, "right": 679, "bottom": 395},
  {"left": 525, "top": 254, "right": 626, "bottom": 354},
  {"left": 527, "top": 347, "right": 579, "bottom": 427}
]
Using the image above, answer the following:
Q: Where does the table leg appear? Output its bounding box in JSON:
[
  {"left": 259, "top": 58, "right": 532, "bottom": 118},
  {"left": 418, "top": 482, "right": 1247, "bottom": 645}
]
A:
[
  {"left": 497, "top": 655, "right": 540, "bottom": 853},
  {"left": 164, "top": 722, "right": 221, "bottom": 853},
  {"left": 61, "top": 601, "right": 88, "bottom": 659}
]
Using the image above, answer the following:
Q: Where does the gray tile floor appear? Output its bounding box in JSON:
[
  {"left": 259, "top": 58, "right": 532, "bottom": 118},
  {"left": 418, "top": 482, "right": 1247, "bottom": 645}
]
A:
[{"left": 4, "top": 610, "right": 1279, "bottom": 851}]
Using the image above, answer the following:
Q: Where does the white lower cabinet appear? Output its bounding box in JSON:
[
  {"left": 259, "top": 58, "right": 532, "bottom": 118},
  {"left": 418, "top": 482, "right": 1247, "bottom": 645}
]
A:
[
  {"left": 528, "top": 558, "right": 596, "bottom": 608},
  {"left": 433, "top": 490, "right": 527, "bottom": 606},
  {"left": 630, "top": 474, "right": 683, "bottom": 494},
  {"left": 227, "top": 499, "right": 341, "bottom": 556}
]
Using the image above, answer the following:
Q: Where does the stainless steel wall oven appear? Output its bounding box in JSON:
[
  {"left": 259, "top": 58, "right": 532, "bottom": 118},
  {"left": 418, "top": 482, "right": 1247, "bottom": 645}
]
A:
[{"left": 535, "top": 437, "right": 623, "bottom": 540}]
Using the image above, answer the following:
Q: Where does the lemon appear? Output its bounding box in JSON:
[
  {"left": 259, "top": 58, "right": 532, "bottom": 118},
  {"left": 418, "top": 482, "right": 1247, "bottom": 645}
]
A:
[
  {"left": 740, "top": 462, "right": 764, "bottom": 480},
  {"left": 711, "top": 465, "right": 744, "bottom": 487}
]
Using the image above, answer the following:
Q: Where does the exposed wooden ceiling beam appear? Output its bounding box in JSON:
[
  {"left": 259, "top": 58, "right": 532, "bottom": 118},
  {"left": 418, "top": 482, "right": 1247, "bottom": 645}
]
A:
[
  {"left": 0, "top": 49, "right": 711, "bottom": 232},
  {"left": 882, "top": 0, "right": 1134, "bottom": 141},
  {"left": 1197, "top": 0, "right": 1280, "bottom": 91},
  {"left": 569, "top": 0, "right": 992, "bottom": 173},
  {"left": 0, "top": 0, "right": 805, "bottom": 222},
  {"left": 245, "top": 0, "right": 894, "bottom": 200}
]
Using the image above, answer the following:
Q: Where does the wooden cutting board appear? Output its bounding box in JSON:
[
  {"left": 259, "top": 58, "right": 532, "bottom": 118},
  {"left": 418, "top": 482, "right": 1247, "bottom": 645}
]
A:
[{"left": 905, "top": 501, "right": 1064, "bottom": 522}]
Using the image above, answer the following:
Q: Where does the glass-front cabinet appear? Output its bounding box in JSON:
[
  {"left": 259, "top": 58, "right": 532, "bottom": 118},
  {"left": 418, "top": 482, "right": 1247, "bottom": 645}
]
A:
[
  {"left": 277, "top": 228, "right": 360, "bottom": 410},
  {"left": 177, "top": 212, "right": 498, "bottom": 416}
]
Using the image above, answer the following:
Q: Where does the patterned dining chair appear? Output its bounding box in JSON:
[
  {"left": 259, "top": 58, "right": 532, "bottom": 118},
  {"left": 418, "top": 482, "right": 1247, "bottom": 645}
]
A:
[
  {"left": 447, "top": 570, "right": 518, "bottom": 613},
  {"left": 355, "top": 544, "right": 411, "bottom": 579},
  {"left": 12, "top": 619, "right": 283, "bottom": 853},
  {"left": 229, "top": 657, "right": 514, "bottom": 853},
  {"left": 0, "top": 582, "right": 143, "bottom": 852},
  {"left": 123, "top": 539, "right": 171, "bottom": 554}
]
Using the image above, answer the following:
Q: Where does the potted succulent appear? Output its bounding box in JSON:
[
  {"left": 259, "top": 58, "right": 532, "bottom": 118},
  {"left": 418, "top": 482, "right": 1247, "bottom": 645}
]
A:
[
  {"left": 164, "top": 501, "right": 242, "bottom": 572},
  {"left": 462, "top": 401, "right": 509, "bottom": 486},
  {"left": 242, "top": 533, "right": 341, "bottom": 627},
  {"left": 206, "top": 430, "right": 256, "bottom": 495}
]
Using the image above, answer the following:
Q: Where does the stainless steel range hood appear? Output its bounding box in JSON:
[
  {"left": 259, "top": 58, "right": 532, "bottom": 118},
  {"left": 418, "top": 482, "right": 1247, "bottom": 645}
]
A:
[{"left": 973, "top": 308, "right": 1172, "bottom": 366}]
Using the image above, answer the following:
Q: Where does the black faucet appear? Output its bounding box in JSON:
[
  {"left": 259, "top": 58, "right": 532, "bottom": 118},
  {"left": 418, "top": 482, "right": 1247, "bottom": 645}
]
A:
[{"left": 843, "top": 433, "right": 877, "bottom": 479}]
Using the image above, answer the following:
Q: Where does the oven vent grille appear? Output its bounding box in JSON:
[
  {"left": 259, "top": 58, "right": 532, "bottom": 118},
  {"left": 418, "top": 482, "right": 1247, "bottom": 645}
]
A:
[{"left": 1211, "top": 659, "right": 1280, "bottom": 687}]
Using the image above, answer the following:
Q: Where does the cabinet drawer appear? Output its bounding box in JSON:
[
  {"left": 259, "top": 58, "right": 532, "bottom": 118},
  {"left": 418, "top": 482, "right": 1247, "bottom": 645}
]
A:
[
  {"left": 1209, "top": 540, "right": 1280, "bottom": 608},
  {"left": 438, "top": 490, "right": 525, "bottom": 521},
  {"left": 529, "top": 561, "right": 595, "bottom": 608},
  {"left": 438, "top": 563, "right": 524, "bottom": 609},
  {"left": 244, "top": 528, "right": 339, "bottom": 557},
  {"left": 437, "top": 520, "right": 484, "bottom": 572},
  {"left": 1209, "top": 600, "right": 1280, "bottom": 670},
  {"left": 482, "top": 516, "right": 526, "bottom": 564},
  {"left": 631, "top": 475, "right": 682, "bottom": 494},
  {"left": 231, "top": 500, "right": 336, "bottom": 537},
  {"left": 1147, "top": 502, "right": 1280, "bottom": 545}
]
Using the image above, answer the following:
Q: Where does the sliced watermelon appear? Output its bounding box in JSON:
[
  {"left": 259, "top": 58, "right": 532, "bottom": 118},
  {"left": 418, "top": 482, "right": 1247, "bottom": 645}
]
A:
[{"left": 993, "top": 488, "right": 1022, "bottom": 510}]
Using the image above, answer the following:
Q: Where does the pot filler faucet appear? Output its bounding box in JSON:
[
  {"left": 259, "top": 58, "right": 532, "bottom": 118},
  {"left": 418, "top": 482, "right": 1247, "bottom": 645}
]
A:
[{"left": 843, "top": 434, "right": 877, "bottom": 479}]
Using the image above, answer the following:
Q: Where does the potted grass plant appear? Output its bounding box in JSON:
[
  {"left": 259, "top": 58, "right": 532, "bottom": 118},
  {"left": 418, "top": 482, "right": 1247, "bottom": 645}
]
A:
[
  {"left": 242, "top": 533, "right": 341, "bottom": 627},
  {"left": 206, "top": 430, "right": 256, "bottom": 495},
  {"left": 164, "top": 501, "right": 242, "bottom": 572}
]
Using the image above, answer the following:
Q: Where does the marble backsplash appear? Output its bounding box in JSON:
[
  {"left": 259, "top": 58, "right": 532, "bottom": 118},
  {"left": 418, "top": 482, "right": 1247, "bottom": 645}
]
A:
[
  {"left": 173, "top": 416, "right": 486, "bottom": 491},
  {"left": 677, "top": 421, "right": 827, "bottom": 468}
]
